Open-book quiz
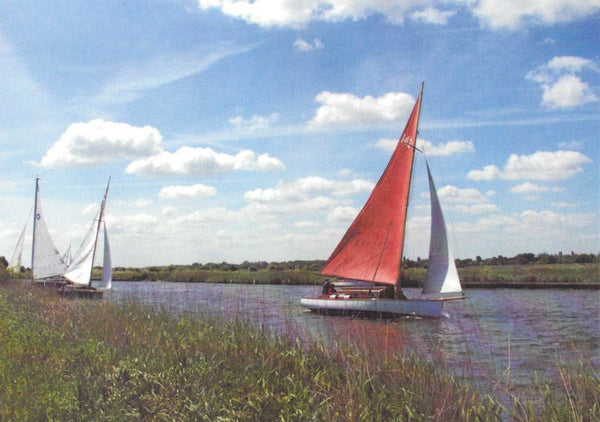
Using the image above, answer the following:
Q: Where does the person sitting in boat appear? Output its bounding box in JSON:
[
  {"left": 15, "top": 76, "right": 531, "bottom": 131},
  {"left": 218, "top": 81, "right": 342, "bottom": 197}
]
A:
[
  {"left": 328, "top": 283, "right": 337, "bottom": 295},
  {"left": 322, "top": 279, "right": 331, "bottom": 295}
]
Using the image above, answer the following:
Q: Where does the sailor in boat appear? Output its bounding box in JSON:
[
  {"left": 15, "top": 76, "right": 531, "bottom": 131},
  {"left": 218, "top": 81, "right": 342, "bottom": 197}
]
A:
[{"left": 321, "top": 279, "right": 331, "bottom": 295}]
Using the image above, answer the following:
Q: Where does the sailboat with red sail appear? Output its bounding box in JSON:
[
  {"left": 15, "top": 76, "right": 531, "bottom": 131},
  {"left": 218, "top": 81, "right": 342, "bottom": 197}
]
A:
[{"left": 300, "top": 83, "right": 464, "bottom": 318}]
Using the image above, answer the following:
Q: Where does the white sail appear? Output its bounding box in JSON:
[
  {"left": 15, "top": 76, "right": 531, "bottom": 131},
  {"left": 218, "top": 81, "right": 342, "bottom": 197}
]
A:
[
  {"left": 101, "top": 222, "right": 112, "bottom": 290},
  {"left": 421, "top": 161, "right": 463, "bottom": 299},
  {"left": 9, "top": 209, "right": 31, "bottom": 271},
  {"left": 63, "top": 214, "right": 99, "bottom": 286},
  {"left": 63, "top": 178, "right": 111, "bottom": 288},
  {"left": 32, "top": 181, "right": 67, "bottom": 281}
]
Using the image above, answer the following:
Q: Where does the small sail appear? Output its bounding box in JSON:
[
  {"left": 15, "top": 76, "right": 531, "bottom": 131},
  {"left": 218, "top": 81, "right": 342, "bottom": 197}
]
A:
[
  {"left": 9, "top": 208, "right": 32, "bottom": 271},
  {"left": 63, "top": 214, "right": 99, "bottom": 286},
  {"left": 101, "top": 222, "right": 112, "bottom": 290},
  {"left": 321, "top": 88, "right": 423, "bottom": 285},
  {"left": 421, "top": 161, "right": 463, "bottom": 299},
  {"left": 32, "top": 180, "right": 67, "bottom": 280}
]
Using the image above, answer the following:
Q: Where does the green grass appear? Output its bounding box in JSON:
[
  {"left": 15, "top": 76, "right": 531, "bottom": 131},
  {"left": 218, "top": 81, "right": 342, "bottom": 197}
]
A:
[{"left": 0, "top": 283, "right": 598, "bottom": 421}]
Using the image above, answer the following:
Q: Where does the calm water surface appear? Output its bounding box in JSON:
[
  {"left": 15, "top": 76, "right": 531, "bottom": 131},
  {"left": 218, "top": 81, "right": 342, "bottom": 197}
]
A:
[{"left": 107, "top": 281, "right": 599, "bottom": 394}]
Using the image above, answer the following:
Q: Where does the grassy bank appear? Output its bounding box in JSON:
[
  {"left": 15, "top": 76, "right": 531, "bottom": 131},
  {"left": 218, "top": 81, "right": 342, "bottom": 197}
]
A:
[
  {"left": 6, "top": 260, "right": 599, "bottom": 287},
  {"left": 0, "top": 283, "right": 598, "bottom": 421},
  {"left": 104, "top": 262, "right": 599, "bottom": 287},
  {"left": 401, "top": 263, "right": 600, "bottom": 288}
]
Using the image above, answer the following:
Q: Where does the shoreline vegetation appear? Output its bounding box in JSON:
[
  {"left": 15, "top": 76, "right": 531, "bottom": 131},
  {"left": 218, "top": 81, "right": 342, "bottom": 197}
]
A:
[
  {"left": 0, "top": 283, "right": 598, "bottom": 420},
  {"left": 3, "top": 252, "right": 599, "bottom": 288}
]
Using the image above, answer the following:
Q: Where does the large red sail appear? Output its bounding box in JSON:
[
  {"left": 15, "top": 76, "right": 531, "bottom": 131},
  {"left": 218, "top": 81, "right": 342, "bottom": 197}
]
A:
[{"left": 321, "top": 87, "right": 422, "bottom": 285}]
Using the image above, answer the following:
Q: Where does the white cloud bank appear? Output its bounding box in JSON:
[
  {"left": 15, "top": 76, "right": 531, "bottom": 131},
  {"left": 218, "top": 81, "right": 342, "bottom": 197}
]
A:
[
  {"left": 40, "top": 119, "right": 162, "bottom": 167},
  {"left": 468, "top": 150, "right": 592, "bottom": 182},
  {"left": 526, "top": 56, "right": 598, "bottom": 109},
  {"left": 309, "top": 91, "right": 415, "bottom": 128},
  {"left": 196, "top": 0, "right": 599, "bottom": 29},
  {"left": 126, "top": 147, "right": 284, "bottom": 177},
  {"left": 39, "top": 119, "right": 285, "bottom": 177}
]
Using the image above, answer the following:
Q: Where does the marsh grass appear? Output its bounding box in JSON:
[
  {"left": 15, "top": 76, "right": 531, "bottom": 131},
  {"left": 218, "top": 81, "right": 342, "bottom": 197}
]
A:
[{"left": 0, "top": 284, "right": 597, "bottom": 421}]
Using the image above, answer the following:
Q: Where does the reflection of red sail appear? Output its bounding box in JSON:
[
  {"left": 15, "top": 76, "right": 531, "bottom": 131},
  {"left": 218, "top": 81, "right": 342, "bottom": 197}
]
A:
[{"left": 321, "top": 88, "right": 422, "bottom": 286}]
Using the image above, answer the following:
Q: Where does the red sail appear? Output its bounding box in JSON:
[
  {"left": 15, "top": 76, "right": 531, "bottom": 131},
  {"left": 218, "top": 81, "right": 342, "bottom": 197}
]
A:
[{"left": 321, "top": 88, "right": 422, "bottom": 285}]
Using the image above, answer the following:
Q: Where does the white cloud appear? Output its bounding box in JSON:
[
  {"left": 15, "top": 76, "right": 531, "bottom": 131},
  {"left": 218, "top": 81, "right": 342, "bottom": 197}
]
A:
[
  {"left": 503, "top": 151, "right": 591, "bottom": 181},
  {"left": 294, "top": 38, "right": 324, "bottom": 51},
  {"left": 327, "top": 206, "right": 359, "bottom": 222},
  {"left": 469, "top": 150, "right": 591, "bottom": 181},
  {"left": 418, "top": 139, "right": 475, "bottom": 156},
  {"left": 196, "top": 0, "right": 599, "bottom": 29},
  {"left": 228, "top": 113, "right": 280, "bottom": 132},
  {"left": 540, "top": 74, "right": 598, "bottom": 108},
  {"left": 40, "top": 119, "right": 162, "bottom": 167},
  {"left": 159, "top": 184, "right": 217, "bottom": 198},
  {"left": 410, "top": 7, "right": 455, "bottom": 24},
  {"left": 309, "top": 91, "right": 415, "bottom": 128},
  {"left": 125, "top": 147, "right": 284, "bottom": 176},
  {"left": 434, "top": 185, "right": 499, "bottom": 214},
  {"left": 468, "top": 164, "right": 502, "bottom": 181},
  {"left": 510, "top": 182, "right": 549, "bottom": 194},
  {"left": 517, "top": 210, "right": 596, "bottom": 229},
  {"left": 472, "top": 0, "right": 600, "bottom": 30},
  {"left": 196, "top": 0, "right": 418, "bottom": 28},
  {"left": 526, "top": 56, "right": 598, "bottom": 109},
  {"left": 245, "top": 176, "right": 374, "bottom": 203},
  {"left": 437, "top": 185, "right": 491, "bottom": 204}
]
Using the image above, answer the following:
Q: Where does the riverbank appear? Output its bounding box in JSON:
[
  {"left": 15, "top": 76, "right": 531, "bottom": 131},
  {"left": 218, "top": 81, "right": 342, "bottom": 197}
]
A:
[
  {"left": 5, "top": 262, "right": 599, "bottom": 288},
  {"left": 0, "top": 283, "right": 597, "bottom": 420},
  {"left": 108, "top": 262, "right": 599, "bottom": 288}
]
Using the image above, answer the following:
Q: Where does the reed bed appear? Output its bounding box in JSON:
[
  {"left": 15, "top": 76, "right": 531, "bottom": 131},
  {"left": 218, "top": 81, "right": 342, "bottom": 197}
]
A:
[{"left": 0, "top": 283, "right": 597, "bottom": 421}]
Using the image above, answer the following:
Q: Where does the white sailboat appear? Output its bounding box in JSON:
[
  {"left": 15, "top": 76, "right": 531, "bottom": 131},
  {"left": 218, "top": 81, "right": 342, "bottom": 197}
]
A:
[
  {"left": 300, "top": 84, "right": 465, "bottom": 318},
  {"left": 31, "top": 177, "right": 112, "bottom": 297},
  {"left": 31, "top": 178, "right": 68, "bottom": 285}
]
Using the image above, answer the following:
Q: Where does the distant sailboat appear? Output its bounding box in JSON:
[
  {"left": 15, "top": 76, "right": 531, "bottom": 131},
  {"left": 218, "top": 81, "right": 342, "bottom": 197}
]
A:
[
  {"left": 9, "top": 208, "right": 32, "bottom": 272},
  {"left": 300, "top": 83, "right": 465, "bottom": 318},
  {"left": 31, "top": 177, "right": 112, "bottom": 297},
  {"left": 31, "top": 179, "right": 68, "bottom": 285}
]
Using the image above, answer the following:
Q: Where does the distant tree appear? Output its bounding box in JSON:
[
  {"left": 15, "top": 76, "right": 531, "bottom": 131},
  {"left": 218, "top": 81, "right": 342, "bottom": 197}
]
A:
[{"left": 0, "top": 256, "right": 8, "bottom": 269}]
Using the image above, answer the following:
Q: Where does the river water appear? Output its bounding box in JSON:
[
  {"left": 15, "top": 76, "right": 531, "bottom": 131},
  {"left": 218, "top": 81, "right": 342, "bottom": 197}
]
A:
[{"left": 107, "top": 281, "right": 599, "bottom": 396}]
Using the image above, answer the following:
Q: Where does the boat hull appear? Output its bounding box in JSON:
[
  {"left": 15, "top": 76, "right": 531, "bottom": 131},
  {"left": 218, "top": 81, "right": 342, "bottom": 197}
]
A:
[
  {"left": 57, "top": 285, "right": 105, "bottom": 299},
  {"left": 300, "top": 296, "right": 444, "bottom": 318}
]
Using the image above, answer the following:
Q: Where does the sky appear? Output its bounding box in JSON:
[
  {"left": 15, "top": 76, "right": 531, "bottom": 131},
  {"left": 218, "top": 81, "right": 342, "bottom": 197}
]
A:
[{"left": 0, "top": 0, "right": 598, "bottom": 268}]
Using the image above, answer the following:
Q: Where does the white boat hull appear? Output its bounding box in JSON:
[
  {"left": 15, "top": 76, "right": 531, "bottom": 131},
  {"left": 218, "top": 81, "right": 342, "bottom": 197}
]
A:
[{"left": 300, "top": 296, "right": 444, "bottom": 318}]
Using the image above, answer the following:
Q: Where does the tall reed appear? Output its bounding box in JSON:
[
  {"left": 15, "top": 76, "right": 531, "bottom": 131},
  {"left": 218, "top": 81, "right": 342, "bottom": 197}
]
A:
[{"left": 0, "top": 283, "right": 597, "bottom": 421}]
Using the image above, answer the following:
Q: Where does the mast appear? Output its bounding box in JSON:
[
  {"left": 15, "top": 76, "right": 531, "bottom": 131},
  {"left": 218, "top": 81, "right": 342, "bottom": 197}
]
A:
[
  {"left": 87, "top": 177, "right": 110, "bottom": 288},
  {"left": 31, "top": 177, "right": 40, "bottom": 283},
  {"left": 396, "top": 82, "right": 424, "bottom": 296}
]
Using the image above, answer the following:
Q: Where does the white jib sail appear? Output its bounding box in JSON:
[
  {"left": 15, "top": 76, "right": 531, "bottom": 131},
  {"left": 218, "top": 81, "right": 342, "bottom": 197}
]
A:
[
  {"left": 421, "top": 161, "right": 463, "bottom": 299},
  {"left": 32, "top": 191, "right": 67, "bottom": 280},
  {"left": 63, "top": 213, "right": 99, "bottom": 286},
  {"left": 101, "top": 222, "right": 112, "bottom": 290}
]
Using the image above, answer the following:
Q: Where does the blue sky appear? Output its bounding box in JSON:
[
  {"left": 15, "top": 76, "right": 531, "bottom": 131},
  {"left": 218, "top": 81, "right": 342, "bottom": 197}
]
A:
[{"left": 1, "top": 0, "right": 598, "bottom": 267}]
